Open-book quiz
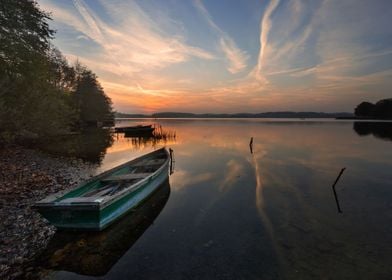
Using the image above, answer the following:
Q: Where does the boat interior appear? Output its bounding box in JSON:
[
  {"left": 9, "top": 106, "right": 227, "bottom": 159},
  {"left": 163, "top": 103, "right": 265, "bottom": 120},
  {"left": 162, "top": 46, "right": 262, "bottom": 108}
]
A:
[{"left": 57, "top": 151, "right": 168, "bottom": 204}]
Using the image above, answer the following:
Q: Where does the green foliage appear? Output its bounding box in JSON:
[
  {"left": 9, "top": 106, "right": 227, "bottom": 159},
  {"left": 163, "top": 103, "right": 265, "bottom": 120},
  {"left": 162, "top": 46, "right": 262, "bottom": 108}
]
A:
[
  {"left": 0, "top": 0, "right": 53, "bottom": 78},
  {"left": 0, "top": 0, "right": 114, "bottom": 143},
  {"left": 0, "top": 0, "right": 63, "bottom": 140}
]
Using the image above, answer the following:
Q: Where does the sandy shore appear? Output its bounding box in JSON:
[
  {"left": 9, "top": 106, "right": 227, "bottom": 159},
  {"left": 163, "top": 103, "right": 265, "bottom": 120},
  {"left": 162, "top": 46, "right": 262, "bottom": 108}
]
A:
[{"left": 0, "top": 146, "right": 96, "bottom": 279}]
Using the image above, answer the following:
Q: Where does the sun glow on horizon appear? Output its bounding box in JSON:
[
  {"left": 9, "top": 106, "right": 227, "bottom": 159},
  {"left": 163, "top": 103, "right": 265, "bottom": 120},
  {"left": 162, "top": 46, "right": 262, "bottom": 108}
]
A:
[{"left": 39, "top": 0, "right": 392, "bottom": 114}]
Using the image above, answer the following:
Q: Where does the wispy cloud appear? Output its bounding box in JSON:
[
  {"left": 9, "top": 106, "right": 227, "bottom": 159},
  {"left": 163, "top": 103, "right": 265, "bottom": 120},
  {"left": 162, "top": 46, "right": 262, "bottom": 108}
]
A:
[
  {"left": 39, "top": 0, "right": 392, "bottom": 113},
  {"left": 194, "top": 0, "right": 248, "bottom": 74},
  {"left": 200, "top": 0, "right": 282, "bottom": 95},
  {"left": 42, "top": 0, "right": 214, "bottom": 75},
  {"left": 72, "top": 0, "right": 105, "bottom": 43},
  {"left": 254, "top": 0, "right": 280, "bottom": 80}
]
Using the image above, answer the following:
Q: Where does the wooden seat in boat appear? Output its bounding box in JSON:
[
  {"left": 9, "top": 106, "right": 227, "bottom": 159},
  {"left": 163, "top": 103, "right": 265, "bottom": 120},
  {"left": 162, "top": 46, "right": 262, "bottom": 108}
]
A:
[
  {"left": 132, "top": 159, "right": 166, "bottom": 167},
  {"left": 101, "top": 172, "right": 152, "bottom": 182},
  {"left": 60, "top": 196, "right": 103, "bottom": 204}
]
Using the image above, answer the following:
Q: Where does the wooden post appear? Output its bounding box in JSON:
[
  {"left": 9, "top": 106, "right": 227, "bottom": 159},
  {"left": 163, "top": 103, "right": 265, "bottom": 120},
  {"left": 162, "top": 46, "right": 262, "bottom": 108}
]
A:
[
  {"left": 249, "top": 137, "right": 253, "bottom": 154},
  {"left": 332, "top": 167, "right": 345, "bottom": 213},
  {"left": 169, "top": 148, "right": 174, "bottom": 175}
]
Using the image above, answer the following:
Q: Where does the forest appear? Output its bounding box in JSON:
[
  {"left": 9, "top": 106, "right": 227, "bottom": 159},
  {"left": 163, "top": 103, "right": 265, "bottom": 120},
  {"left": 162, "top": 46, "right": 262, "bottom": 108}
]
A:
[{"left": 0, "top": 0, "right": 114, "bottom": 143}]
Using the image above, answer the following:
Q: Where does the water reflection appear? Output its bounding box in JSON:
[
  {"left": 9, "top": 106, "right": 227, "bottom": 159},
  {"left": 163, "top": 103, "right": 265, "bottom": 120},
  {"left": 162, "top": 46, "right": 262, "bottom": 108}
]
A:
[
  {"left": 331, "top": 168, "right": 346, "bottom": 213},
  {"left": 248, "top": 142, "right": 283, "bottom": 269},
  {"left": 39, "top": 128, "right": 113, "bottom": 163},
  {"left": 122, "top": 134, "right": 175, "bottom": 150},
  {"left": 38, "top": 124, "right": 176, "bottom": 164},
  {"left": 353, "top": 121, "right": 392, "bottom": 141},
  {"left": 37, "top": 180, "right": 170, "bottom": 276},
  {"left": 112, "top": 124, "right": 176, "bottom": 151},
  {"left": 40, "top": 119, "right": 392, "bottom": 279}
]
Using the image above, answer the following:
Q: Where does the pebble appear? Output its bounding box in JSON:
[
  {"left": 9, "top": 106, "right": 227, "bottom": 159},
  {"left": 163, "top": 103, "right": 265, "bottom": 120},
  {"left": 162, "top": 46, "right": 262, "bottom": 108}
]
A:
[{"left": 0, "top": 145, "right": 95, "bottom": 280}]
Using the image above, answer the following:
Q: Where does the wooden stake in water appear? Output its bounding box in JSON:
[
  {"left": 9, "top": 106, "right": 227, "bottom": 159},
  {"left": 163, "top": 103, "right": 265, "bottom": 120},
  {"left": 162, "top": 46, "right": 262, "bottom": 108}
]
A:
[
  {"left": 169, "top": 148, "right": 174, "bottom": 175},
  {"left": 332, "top": 167, "right": 346, "bottom": 213},
  {"left": 249, "top": 137, "right": 253, "bottom": 154}
]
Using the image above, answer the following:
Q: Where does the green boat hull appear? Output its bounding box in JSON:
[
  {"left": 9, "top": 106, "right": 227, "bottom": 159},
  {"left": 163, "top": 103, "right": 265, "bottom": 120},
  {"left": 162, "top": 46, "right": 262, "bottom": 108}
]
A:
[
  {"left": 38, "top": 179, "right": 170, "bottom": 276},
  {"left": 38, "top": 166, "right": 168, "bottom": 230},
  {"left": 35, "top": 148, "right": 170, "bottom": 230}
]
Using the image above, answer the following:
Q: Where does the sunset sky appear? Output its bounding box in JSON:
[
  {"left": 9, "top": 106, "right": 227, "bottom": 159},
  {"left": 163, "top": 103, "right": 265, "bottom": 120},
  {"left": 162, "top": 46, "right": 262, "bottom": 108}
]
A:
[{"left": 38, "top": 0, "right": 392, "bottom": 114}]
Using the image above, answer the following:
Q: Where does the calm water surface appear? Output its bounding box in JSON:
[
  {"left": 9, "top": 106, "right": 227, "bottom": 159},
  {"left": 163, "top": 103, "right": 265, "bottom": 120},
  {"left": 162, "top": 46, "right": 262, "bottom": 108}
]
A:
[{"left": 42, "top": 119, "right": 392, "bottom": 279}]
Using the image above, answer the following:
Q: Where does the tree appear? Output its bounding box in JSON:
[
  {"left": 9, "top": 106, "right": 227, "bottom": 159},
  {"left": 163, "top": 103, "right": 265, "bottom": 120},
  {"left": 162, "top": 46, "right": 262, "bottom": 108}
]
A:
[
  {"left": 47, "top": 48, "right": 77, "bottom": 92},
  {"left": 0, "top": 0, "right": 58, "bottom": 140},
  {"left": 0, "top": 0, "right": 53, "bottom": 79},
  {"left": 354, "top": 102, "right": 375, "bottom": 118},
  {"left": 354, "top": 99, "right": 392, "bottom": 120},
  {"left": 73, "top": 67, "right": 114, "bottom": 127},
  {"left": 0, "top": 0, "right": 114, "bottom": 143},
  {"left": 374, "top": 98, "right": 392, "bottom": 119}
]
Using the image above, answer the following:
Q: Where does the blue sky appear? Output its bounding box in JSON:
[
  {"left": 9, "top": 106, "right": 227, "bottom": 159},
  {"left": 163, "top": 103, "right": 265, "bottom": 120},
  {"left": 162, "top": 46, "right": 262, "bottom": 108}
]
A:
[{"left": 38, "top": 0, "right": 392, "bottom": 113}]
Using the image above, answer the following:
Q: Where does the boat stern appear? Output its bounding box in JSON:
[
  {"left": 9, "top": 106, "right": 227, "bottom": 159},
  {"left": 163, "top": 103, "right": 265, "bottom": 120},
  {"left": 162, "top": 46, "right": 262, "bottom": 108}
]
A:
[{"left": 34, "top": 203, "right": 102, "bottom": 231}]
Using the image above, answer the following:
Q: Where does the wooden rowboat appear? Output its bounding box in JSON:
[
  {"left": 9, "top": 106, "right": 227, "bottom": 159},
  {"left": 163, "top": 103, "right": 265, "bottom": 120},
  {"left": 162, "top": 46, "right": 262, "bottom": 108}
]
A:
[
  {"left": 38, "top": 179, "right": 170, "bottom": 276},
  {"left": 114, "top": 125, "right": 154, "bottom": 135},
  {"left": 34, "top": 148, "right": 170, "bottom": 231}
]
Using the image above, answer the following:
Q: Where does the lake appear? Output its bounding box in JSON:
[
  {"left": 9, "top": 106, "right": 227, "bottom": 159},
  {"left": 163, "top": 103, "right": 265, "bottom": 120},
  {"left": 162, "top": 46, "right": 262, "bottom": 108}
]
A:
[{"left": 40, "top": 119, "right": 392, "bottom": 279}]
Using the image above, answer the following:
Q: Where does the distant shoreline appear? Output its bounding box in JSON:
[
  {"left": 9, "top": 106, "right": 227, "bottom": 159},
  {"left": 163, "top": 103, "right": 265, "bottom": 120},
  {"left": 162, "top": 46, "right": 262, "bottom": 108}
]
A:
[
  {"left": 115, "top": 111, "right": 354, "bottom": 119},
  {"left": 115, "top": 117, "right": 392, "bottom": 122}
]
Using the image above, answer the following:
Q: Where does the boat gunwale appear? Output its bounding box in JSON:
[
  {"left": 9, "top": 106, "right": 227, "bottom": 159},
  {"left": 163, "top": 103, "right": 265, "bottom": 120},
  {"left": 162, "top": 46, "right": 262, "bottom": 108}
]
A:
[
  {"left": 99, "top": 156, "right": 169, "bottom": 209},
  {"left": 34, "top": 147, "right": 169, "bottom": 207}
]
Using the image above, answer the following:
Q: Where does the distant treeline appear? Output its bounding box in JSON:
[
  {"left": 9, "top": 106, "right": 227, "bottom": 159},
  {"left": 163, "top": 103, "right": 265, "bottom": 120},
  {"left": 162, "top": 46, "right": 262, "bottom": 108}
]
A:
[
  {"left": 355, "top": 98, "right": 392, "bottom": 119},
  {"left": 0, "top": 0, "right": 114, "bottom": 143},
  {"left": 115, "top": 111, "right": 353, "bottom": 119}
]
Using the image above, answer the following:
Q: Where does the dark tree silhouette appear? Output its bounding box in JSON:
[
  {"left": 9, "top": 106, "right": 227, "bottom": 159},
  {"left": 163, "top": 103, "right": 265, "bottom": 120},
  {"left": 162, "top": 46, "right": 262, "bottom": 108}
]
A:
[
  {"left": 354, "top": 98, "right": 392, "bottom": 120},
  {"left": 374, "top": 99, "right": 392, "bottom": 119},
  {"left": 354, "top": 102, "right": 375, "bottom": 117},
  {"left": 73, "top": 66, "right": 114, "bottom": 127}
]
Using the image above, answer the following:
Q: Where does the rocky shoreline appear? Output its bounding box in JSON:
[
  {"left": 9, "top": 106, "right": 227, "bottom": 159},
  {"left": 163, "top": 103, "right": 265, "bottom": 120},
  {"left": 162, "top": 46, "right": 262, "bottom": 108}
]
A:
[{"left": 0, "top": 146, "right": 96, "bottom": 279}]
